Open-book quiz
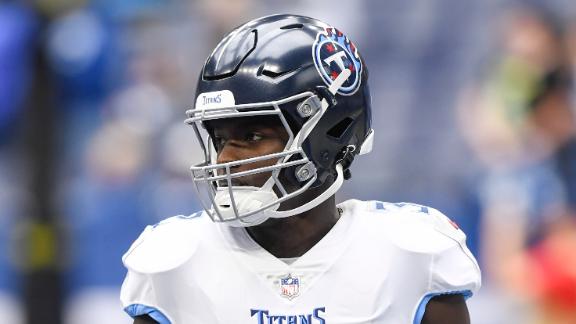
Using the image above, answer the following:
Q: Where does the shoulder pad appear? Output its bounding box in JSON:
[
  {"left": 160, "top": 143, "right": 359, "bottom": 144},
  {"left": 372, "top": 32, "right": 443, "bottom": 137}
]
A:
[
  {"left": 122, "top": 212, "right": 208, "bottom": 274},
  {"left": 369, "top": 201, "right": 467, "bottom": 254}
]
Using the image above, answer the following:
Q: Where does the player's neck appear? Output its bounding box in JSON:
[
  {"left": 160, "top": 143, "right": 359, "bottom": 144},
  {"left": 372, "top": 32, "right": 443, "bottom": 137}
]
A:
[{"left": 245, "top": 196, "right": 340, "bottom": 259}]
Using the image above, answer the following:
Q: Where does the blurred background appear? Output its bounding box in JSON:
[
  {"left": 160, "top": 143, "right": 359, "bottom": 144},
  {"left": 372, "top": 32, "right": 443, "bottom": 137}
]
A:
[{"left": 1, "top": 0, "right": 576, "bottom": 323}]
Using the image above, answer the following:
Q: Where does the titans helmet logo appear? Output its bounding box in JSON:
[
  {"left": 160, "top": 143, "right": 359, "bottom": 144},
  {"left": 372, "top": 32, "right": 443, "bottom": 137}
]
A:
[{"left": 312, "top": 27, "right": 363, "bottom": 96}]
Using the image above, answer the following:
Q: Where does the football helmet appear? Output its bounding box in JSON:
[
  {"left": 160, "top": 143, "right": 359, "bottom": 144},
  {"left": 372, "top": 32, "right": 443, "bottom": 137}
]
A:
[{"left": 185, "top": 14, "right": 373, "bottom": 227}]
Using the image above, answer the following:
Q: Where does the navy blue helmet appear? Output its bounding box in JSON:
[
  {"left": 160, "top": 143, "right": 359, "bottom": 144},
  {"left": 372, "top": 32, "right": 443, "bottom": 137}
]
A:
[{"left": 186, "top": 14, "right": 373, "bottom": 226}]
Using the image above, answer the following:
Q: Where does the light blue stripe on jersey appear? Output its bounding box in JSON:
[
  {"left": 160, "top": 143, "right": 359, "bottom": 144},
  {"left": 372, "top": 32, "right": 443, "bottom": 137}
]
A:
[
  {"left": 125, "top": 304, "right": 171, "bottom": 324},
  {"left": 412, "top": 290, "right": 472, "bottom": 324}
]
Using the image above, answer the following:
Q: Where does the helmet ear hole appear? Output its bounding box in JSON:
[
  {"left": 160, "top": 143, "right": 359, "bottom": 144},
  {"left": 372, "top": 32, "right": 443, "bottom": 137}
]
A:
[{"left": 327, "top": 117, "right": 354, "bottom": 139}]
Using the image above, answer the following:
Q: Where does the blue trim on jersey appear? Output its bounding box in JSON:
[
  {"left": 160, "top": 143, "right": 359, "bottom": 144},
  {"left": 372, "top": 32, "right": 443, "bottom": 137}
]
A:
[
  {"left": 124, "top": 304, "right": 171, "bottom": 324},
  {"left": 412, "top": 290, "right": 472, "bottom": 324}
]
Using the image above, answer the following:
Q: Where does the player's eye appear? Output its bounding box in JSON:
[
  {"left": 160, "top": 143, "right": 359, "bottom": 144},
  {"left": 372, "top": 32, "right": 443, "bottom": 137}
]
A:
[{"left": 245, "top": 132, "right": 264, "bottom": 142}]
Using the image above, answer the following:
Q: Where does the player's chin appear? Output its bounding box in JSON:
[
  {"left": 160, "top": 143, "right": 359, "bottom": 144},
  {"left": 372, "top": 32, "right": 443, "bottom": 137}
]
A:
[{"left": 276, "top": 180, "right": 332, "bottom": 210}]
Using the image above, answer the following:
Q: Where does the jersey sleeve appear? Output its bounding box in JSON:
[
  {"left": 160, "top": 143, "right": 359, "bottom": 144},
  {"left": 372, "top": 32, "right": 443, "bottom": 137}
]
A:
[
  {"left": 119, "top": 214, "right": 205, "bottom": 323},
  {"left": 120, "top": 269, "right": 171, "bottom": 323},
  {"left": 369, "top": 201, "right": 482, "bottom": 292},
  {"left": 429, "top": 237, "right": 481, "bottom": 295},
  {"left": 412, "top": 208, "right": 482, "bottom": 324},
  {"left": 120, "top": 226, "right": 173, "bottom": 324},
  {"left": 428, "top": 208, "right": 481, "bottom": 295}
]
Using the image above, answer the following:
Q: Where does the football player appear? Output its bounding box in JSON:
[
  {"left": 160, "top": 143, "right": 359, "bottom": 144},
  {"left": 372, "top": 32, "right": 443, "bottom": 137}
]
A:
[{"left": 120, "top": 14, "right": 481, "bottom": 324}]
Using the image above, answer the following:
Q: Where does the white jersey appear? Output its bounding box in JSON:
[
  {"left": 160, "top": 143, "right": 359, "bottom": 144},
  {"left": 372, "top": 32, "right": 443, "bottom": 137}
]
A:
[{"left": 120, "top": 200, "right": 481, "bottom": 324}]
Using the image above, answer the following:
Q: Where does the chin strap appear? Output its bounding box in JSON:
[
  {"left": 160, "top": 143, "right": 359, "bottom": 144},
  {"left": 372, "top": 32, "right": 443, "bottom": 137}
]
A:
[{"left": 268, "top": 163, "right": 344, "bottom": 219}]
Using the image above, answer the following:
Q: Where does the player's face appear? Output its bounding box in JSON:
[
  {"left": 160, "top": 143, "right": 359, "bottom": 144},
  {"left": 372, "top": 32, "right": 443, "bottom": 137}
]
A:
[{"left": 208, "top": 116, "right": 289, "bottom": 187}]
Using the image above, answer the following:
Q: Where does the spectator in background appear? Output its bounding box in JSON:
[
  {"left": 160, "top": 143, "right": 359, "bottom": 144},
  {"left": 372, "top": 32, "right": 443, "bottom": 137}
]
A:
[
  {"left": 510, "top": 16, "right": 576, "bottom": 324},
  {"left": 0, "top": 2, "right": 35, "bottom": 142},
  {"left": 459, "top": 5, "right": 576, "bottom": 323},
  {"left": 0, "top": 2, "right": 37, "bottom": 324}
]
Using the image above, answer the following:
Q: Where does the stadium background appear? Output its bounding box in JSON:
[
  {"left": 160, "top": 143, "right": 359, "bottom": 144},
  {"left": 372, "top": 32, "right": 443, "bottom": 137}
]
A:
[{"left": 1, "top": 0, "right": 576, "bottom": 323}]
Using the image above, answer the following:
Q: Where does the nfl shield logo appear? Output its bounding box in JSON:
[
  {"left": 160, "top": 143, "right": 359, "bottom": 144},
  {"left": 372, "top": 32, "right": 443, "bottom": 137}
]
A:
[{"left": 280, "top": 274, "right": 300, "bottom": 299}]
